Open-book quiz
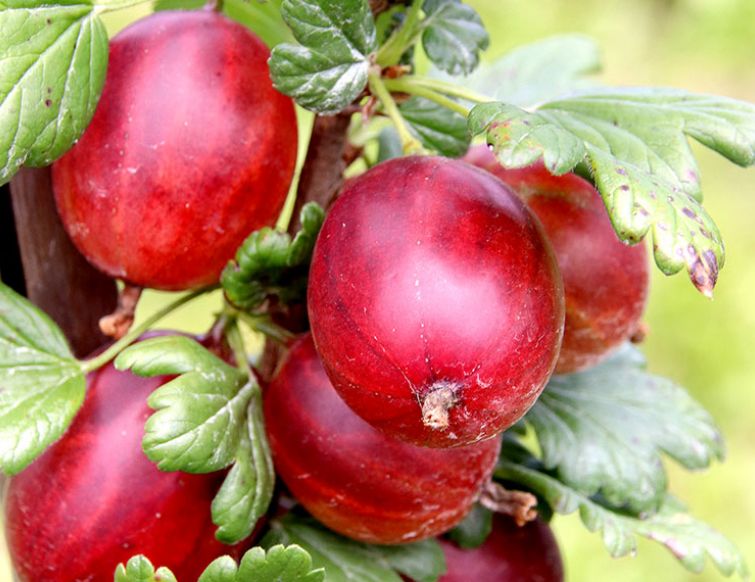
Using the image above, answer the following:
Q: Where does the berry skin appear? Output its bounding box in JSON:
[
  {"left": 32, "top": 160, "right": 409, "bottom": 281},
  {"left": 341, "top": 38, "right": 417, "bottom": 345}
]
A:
[
  {"left": 5, "top": 339, "right": 246, "bottom": 581},
  {"left": 264, "top": 335, "right": 502, "bottom": 544},
  {"left": 464, "top": 145, "right": 649, "bottom": 373},
  {"left": 308, "top": 156, "right": 564, "bottom": 447},
  {"left": 437, "top": 516, "right": 564, "bottom": 582},
  {"left": 52, "top": 11, "right": 298, "bottom": 290}
]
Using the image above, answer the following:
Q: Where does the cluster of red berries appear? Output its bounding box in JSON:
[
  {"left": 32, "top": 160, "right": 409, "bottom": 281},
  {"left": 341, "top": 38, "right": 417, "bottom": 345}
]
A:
[{"left": 5, "top": 10, "right": 648, "bottom": 581}]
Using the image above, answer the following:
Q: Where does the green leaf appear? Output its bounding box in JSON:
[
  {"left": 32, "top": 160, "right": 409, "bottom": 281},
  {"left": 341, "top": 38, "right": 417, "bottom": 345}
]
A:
[
  {"left": 269, "top": 0, "right": 377, "bottom": 114},
  {"left": 0, "top": 0, "right": 108, "bottom": 185},
  {"left": 526, "top": 345, "right": 724, "bottom": 514},
  {"left": 222, "top": 202, "right": 325, "bottom": 312},
  {"left": 153, "top": 0, "right": 292, "bottom": 48},
  {"left": 446, "top": 504, "right": 493, "bottom": 549},
  {"left": 469, "top": 89, "right": 755, "bottom": 295},
  {"left": 0, "top": 282, "right": 85, "bottom": 475},
  {"left": 198, "top": 546, "right": 324, "bottom": 582},
  {"left": 463, "top": 34, "right": 601, "bottom": 106},
  {"left": 211, "top": 390, "right": 275, "bottom": 544},
  {"left": 496, "top": 461, "right": 749, "bottom": 579},
  {"left": 114, "top": 555, "right": 177, "bottom": 582},
  {"left": 115, "top": 336, "right": 252, "bottom": 473},
  {"left": 399, "top": 96, "right": 469, "bottom": 157},
  {"left": 420, "top": 0, "right": 488, "bottom": 76},
  {"left": 263, "top": 516, "right": 446, "bottom": 582}
]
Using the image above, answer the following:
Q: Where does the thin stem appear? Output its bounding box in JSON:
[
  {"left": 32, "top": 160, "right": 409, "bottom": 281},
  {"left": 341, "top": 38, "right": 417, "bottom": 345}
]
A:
[
  {"left": 226, "top": 319, "right": 253, "bottom": 378},
  {"left": 376, "top": 0, "right": 424, "bottom": 68},
  {"left": 397, "top": 76, "right": 493, "bottom": 104},
  {"left": 80, "top": 286, "right": 216, "bottom": 373},
  {"left": 238, "top": 312, "right": 294, "bottom": 345},
  {"left": 383, "top": 78, "right": 471, "bottom": 117},
  {"left": 369, "top": 75, "right": 423, "bottom": 154}
]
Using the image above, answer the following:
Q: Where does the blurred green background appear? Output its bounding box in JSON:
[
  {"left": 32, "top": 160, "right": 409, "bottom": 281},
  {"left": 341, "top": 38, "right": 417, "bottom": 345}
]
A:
[{"left": 2, "top": 0, "right": 754, "bottom": 580}]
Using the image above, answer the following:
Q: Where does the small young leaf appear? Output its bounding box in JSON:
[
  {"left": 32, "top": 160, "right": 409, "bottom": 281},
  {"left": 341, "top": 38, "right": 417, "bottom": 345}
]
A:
[
  {"left": 114, "top": 555, "right": 177, "bottom": 582},
  {"left": 212, "top": 390, "right": 275, "bottom": 544},
  {"left": 496, "top": 461, "right": 749, "bottom": 579},
  {"left": 153, "top": 0, "right": 292, "bottom": 48},
  {"left": 222, "top": 202, "right": 325, "bottom": 312},
  {"left": 115, "top": 335, "right": 252, "bottom": 473},
  {"left": 269, "top": 0, "right": 378, "bottom": 114},
  {"left": 462, "top": 34, "right": 601, "bottom": 106},
  {"left": 0, "top": 282, "right": 85, "bottom": 475},
  {"left": 0, "top": 0, "right": 109, "bottom": 185},
  {"left": 263, "top": 515, "right": 446, "bottom": 582},
  {"left": 446, "top": 504, "right": 493, "bottom": 549},
  {"left": 526, "top": 345, "right": 724, "bottom": 514},
  {"left": 421, "top": 0, "right": 488, "bottom": 76},
  {"left": 399, "top": 96, "right": 469, "bottom": 157},
  {"left": 469, "top": 89, "right": 755, "bottom": 294},
  {"left": 198, "top": 546, "right": 324, "bottom": 582}
]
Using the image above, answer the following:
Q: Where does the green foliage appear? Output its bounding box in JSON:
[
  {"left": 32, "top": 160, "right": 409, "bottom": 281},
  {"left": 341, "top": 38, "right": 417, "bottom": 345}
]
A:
[
  {"left": 115, "top": 336, "right": 252, "bottom": 473},
  {"left": 211, "top": 394, "right": 275, "bottom": 544},
  {"left": 527, "top": 345, "right": 724, "bottom": 514},
  {"left": 468, "top": 89, "right": 755, "bottom": 295},
  {"left": 399, "top": 96, "right": 469, "bottom": 156},
  {"left": 496, "top": 459, "right": 749, "bottom": 579},
  {"left": 0, "top": 0, "right": 108, "bottom": 185},
  {"left": 114, "top": 555, "right": 177, "bottom": 582},
  {"left": 263, "top": 515, "right": 446, "bottom": 582},
  {"left": 0, "top": 282, "right": 85, "bottom": 475},
  {"left": 114, "top": 334, "right": 274, "bottom": 544},
  {"left": 222, "top": 202, "right": 325, "bottom": 312},
  {"left": 269, "top": 0, "right": 377, "bottom": 113},
  {"left": 421, "top": 0, "right": 489, "bottom": 75},
  {"left": 461, "top": 34, "right": 601, "bottom": 105},
  {"left": 198, "top": 546, "right": 324, "bottom": 582},
  {"left": 446, "top": 504, "right": 493, "bottom": 549}
]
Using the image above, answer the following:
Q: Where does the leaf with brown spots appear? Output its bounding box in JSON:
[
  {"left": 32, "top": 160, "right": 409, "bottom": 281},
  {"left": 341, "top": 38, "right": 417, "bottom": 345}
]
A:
[{"left": 468, "top": 88, "right": 755, "bottom": 295}]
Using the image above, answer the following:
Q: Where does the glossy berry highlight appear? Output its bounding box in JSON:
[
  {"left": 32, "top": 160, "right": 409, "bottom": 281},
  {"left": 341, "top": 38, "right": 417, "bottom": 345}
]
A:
[
  {"left": 464, "top": 145, "right": 649, "bottom": 373},
  {"left": 52, "top": 11, "right": 298, "bottom": 290},
  {"left": 5, "top": 342, "right": 245, "bottom": 581},
  {"left": 264, "top": 335, "right": 501, "bottom": 544},
  {"left": 308, "top": 156, "right": 565, "bottom": 447}
]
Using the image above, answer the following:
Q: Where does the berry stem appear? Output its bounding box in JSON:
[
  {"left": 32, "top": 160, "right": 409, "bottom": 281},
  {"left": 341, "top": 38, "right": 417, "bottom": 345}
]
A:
[
  {"left": 393, "top": 76, "right": 493, "bottom": 104},
  {"left": 369, "top": 74, "right": 423, "bottom": 154},
  {"left": 383, "top": 77, "right": 471, "bottom": 117},
  {"left": 225, "top": 318, "right": 253, "bottom": 378},
  {"left": 79, "top": 286, "right": 217, "bottom": 374},
  {"left": 375, "top": 0, "right": 424, "bottom": 68},
  {"left": 479, "top": 480, "right": 538, "bottom": 526}
]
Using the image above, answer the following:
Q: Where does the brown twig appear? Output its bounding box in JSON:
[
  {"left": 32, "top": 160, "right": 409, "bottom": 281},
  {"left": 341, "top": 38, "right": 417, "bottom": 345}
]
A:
[
  {"left": 478, "top": 480, "right": 538, "bottom": 526},
  {"left": 287, "top": 114, "right": 352, "bottom": 234},
  {"left": 99, "top": 284, "right": 143, "bottom": 340}
]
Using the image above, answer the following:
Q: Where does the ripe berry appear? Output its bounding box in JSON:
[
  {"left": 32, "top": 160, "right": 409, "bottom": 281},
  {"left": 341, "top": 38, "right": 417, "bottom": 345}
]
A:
[
  {"left": 264, "top": 335, "right": 501, "bottom": 544},
  {"left": 5, "top": 339, "right": 245, "bottom": 581},
  {"left": 438, "top": 516, "right": 564, "bottom": 582},
  {"left": 52, "top": 11, "right": 298, "bottom": 290},
  {"left": 464, "top": 145, "right": 649, "bottom": 373},
  {"left": 308, "top": 156, "right": 564, "bottom": 447}
]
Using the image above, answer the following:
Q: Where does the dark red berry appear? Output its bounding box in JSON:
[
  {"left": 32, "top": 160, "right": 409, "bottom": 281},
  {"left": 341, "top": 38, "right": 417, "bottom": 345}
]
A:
[
  {"left": 438, "top": 516, "right": 564, "bottom": 582},
  {"left": 308, "top": 156, "right": 564, "bottom": 447},
  {"left": 52, "top": 11, "right": 297, "bottom": 290},
  {"left": 5, "top": 339, "right": 246, "bottom": 581},
  {"left": 464, "top": 145, "right": 649, "bottom": 373},
  {"left": 264, "top": 335, "right": 501, "bottom": 544}
]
